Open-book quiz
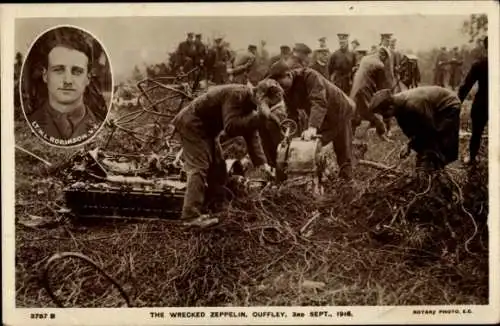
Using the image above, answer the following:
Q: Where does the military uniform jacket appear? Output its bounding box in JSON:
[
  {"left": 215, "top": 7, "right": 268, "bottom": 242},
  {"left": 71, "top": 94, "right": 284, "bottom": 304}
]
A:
[
  {"left": 209, "top": 46, "right": 232, "bottom": 67},
  {"left": 392, "top": 86, "right": 461, "bottom": 162},
  {"left": 284, "top": 68, "right": 355, "bottom": 142},
  {"left": 177, "top": 41, "right": 197, "bottom": 64},
  {"left": 28, "top": 102, "right": 100, "bottom": 141},
  {"left": 232, "top": 51, "right": 257, "bottom": 75},
  {"left": 350, "top": 55, "right": 391, "bottom": 99},
  {"left": 434, "top": 52, "right": 449, "bottom": 71},
  {"left": 458, "top": 56, "right": 488, "bottom": 107},
  {"left": 327, "top": 49, "right": 355, "bottom": 80},
  {"left": 172, "top": 84, "right": 267, "bottom": 167}
]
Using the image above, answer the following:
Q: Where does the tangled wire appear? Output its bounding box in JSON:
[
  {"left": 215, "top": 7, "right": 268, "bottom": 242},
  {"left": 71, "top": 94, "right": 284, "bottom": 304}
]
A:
[{"left": 34, "top": 163, "right": 487, "bottom": 307}]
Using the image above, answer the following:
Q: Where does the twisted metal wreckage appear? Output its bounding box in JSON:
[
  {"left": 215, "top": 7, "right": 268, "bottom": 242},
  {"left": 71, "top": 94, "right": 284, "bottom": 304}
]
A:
[{"left": 38, "top": 68, "right": 340, "bottom": 221}]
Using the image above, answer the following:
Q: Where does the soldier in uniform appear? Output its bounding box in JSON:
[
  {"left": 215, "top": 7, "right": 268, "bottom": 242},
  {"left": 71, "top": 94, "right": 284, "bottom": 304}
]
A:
[
  {"left": 350, "top": 47, "right": 392, "bottom": 140},
  {"left": 369, "top": 86, "right": 461, "bottom": 172},
  {"left": 27, "top": 27, "right": 106, "bottom": 144},
  {"left": 327, "top": 33, "right": 356, "bottom": 94},
  {"left": 433, "top": 46, "right": 449, "bottom": 87},
  {"left": 229, "top": 44, "right": 258, "bottom": 85},
  {"left": 309, "top": 47, "right": 330, "bottom": 78},
  {"left": 389, "top": 38, "right": 403, "bottom": 90},
  {"left": 259, "top": 40, "right": 270, "bottom": 65},
  {"left": 351, "top": 39, "right": 360, "bottom": 53},
  {"left": 269, "top": 45, "right": 292, "bottom": 66},
  {"left": 286, "top": 43, "right": 312, "bottom": 69},
  {"left": 448, "top": 46, "right": 463, "bottom": 91},
  {"left": 194, "top": 34, "right": 207, "bottom": 67},
  {"left": 207, "top": 36, "right": 232, "bottom": 85},
  {"left": 379, "top": 33, "right": 395, "bottom": 88},
  {"left": 458, "top": 36, "right": 488, "bottom": 165},
  {"left": 172, "top": 80, "right": 279, "bottom": 227},
  {"left": 176, "top": 32, "right": 197, "bottom": 73},
  {"left": 268, "top": 61, "right": 356, "bottom": 180}
]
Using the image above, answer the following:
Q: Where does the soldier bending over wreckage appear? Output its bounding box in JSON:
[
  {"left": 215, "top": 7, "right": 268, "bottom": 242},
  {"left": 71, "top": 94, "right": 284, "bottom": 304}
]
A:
[
  {"left": 172, "top": 80, "right": 282, "bottom": 228},
  {"left": 268, "top": 61, "right": 355, "bottom": 181},
  {"left": 369, "top": 86, "right": 461, "bottom": 172}
]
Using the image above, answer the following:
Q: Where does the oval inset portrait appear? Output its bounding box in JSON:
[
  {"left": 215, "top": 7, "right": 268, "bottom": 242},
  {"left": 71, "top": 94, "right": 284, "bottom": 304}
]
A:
[{"left": 20, "top": 25, "right": 113, "bottom": 148}]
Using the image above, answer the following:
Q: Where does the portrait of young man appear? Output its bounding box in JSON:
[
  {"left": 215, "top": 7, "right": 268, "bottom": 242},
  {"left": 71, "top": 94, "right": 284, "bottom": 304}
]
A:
[{"left": 21, "top": 26, "right": 112, "bottom": 147}]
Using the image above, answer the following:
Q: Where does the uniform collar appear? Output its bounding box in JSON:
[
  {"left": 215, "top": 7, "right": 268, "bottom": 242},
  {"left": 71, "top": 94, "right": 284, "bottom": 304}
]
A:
[{"left": 45, "top": 102, "right": 88, "bottom": 129}]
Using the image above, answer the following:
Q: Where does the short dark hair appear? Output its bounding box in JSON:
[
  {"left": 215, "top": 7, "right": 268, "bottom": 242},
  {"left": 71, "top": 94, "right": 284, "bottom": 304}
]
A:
[{"left": 39, "top": 27, "right": 93, "bottom": 73}]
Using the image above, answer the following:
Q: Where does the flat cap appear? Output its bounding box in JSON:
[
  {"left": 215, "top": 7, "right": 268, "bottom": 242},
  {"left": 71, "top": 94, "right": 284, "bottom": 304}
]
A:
[
  {"left": 187, "top": 32, "right": 194, "bottom": 36},
  {"left": 267, "top": 60, "right": 290, "bottom": 79},
  {"left": 351, "top": 39, "right": 360, "bottom": 46},
  {"left": 280, "top": 45, "right": 291, "bottom": 50},
  {"left": 380, "top": 33, "right": 393, "bottom": 39},
  {"left": 318, "top": 37, "right": 327, "bottom": 42},
  {"left": 195, "top": 33, "right": 202, "bottom": 37},
  {"left": 248, "top": 44, "right": 258, "bottom": 50},
  {"left": 293, "top": 43, "right": 312, "bottom": 55},
  {"left": 337, "top": 33, "right": 349, "bottom": 40}
]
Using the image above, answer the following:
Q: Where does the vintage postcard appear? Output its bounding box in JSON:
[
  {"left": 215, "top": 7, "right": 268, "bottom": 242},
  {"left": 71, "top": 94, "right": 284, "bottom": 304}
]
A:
[{"left": 2, "top": 2, "right": 499, "bottom": 325}]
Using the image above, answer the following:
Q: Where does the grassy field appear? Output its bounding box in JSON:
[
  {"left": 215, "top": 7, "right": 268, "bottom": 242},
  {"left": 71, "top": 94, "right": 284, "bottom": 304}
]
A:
[{"left": 13, "top": 99, "right": 489, "bottom": 308}]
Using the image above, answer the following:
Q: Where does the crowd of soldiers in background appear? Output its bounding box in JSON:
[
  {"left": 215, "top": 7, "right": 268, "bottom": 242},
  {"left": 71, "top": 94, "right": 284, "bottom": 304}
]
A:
[
  {"left": 171, "top": 32, "right": 420, "bottom": 94},
  {"left": 168, "top": 31, "right": 487, "bottom": 96}
]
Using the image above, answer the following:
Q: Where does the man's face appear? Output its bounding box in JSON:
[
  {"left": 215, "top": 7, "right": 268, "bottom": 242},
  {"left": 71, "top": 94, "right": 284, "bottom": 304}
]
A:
[
  {"left": 378, "top": 49, "right": 388, "bottom": 62},
  {"left": 390, "top": 41, "right": 396, "bottom": 50},
  {"left": 276, "top": 73, "right": 293, "bottom": 91},
  {"left": 43, "top": 46, "right": 90, "bottom": 107},
  {"left": 340, "top": 40, "right": 348, "bottom": 50},
  {"left": 250, "top": 48, "right": 257, "bottom": 55},
  {"left": 381, "top": 39, "right": 390, "bottom": 47}
]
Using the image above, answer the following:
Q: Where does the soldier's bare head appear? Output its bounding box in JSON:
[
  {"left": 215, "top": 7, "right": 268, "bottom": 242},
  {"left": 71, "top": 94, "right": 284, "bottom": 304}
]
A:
[
  {"left": 253, "top": 79, "right": 285, "bottom": 108},
  {"left": 268, "top": 61, "right": 293, "bottom": 91},
  {"left": 40, "top": 27, "right": 92, "bottom": 113}
]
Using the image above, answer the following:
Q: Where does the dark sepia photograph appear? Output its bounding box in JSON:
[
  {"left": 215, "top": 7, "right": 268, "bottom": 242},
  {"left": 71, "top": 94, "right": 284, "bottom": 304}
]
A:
[
  {"left": 19, "top": 25, "right": 112, "bottom": 147},
  {"left": 10, "top": 9, "right": 492, "bottom": 317}
]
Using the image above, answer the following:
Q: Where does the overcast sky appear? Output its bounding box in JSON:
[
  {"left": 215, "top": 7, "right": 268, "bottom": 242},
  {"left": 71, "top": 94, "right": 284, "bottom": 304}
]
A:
[{"left": 15, "top": 15, "right": 471, "bottom": 82}]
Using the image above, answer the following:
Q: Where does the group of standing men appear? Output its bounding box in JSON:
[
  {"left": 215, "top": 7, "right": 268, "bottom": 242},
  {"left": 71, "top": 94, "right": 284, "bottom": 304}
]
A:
[{"left": 171, "top": 31, "right": 488, "bottom": 228}]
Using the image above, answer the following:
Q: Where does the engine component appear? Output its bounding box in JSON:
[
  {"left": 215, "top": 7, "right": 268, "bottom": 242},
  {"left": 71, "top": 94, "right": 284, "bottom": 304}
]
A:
[
  {"left": 275, "top": 119, "right": 326, "bottom": 183},
  {"left": 63, "top": 148, "right": 245, "bottom": 220}
]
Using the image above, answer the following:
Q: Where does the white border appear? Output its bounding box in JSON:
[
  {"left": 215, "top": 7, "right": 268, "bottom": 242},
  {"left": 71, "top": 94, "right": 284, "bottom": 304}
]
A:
[
  {"left": 2, "top": 2, "right": 500, "bottom": 326},
  {"left": 19, "top": 23, "right": 114, "bottom": 149}
]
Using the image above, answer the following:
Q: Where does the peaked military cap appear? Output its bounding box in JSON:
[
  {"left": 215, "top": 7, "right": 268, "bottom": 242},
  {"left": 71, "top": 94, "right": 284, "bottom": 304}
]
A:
[
  {"left": 293, "top": 43, "right": 312, "bottom": 55},
  {"left": 248, "top": 44, "right": 258, "bottom": 50},
  {"left": 337, "top": 33, "right": 349, "bottom": 40},
  {"left": 351, "top": 39, "right": 360, "bottom": 46},
  {"left": 380, "top": 33, "right": 393, "bottom": 40},
  {"left": 318, "top": 37, "right": 327, "bottom": 42},
  {"left": 280, "top": 45, "right": 291, "bottom": 50},
  {"left": 356, "top": 49, "right": 368, "bottom": 56}
]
